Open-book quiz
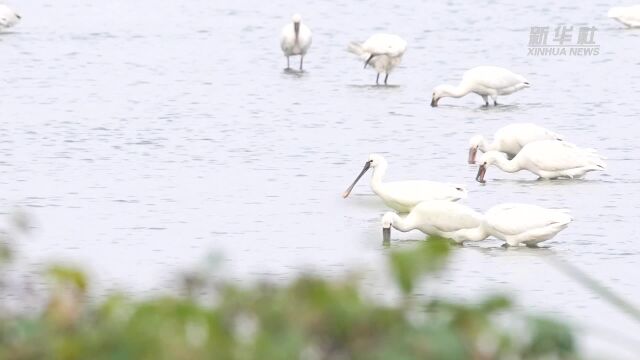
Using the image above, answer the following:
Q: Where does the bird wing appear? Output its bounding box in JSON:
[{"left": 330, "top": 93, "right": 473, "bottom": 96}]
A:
[
  {"left": 298, "top": 24, "right": 312, "bottom": 49},
  {"left": 521, "top": 140, "right": 603, "bottom": 171},
  {"left": 383, "top": 180, "right": 466, "bottom": 206},
  {"left": 413, "top": 201, "right": 483, "bottom": 232},
  {"left": 280, "top": 24, "right": 296, "bottom": 52},
  {"left": 463, "top": 66, "right": 526, "bottom": 90},
  {"left": 494, "top": 124, "right": 563, "bottom": 155},
  {"left": 361, "top": 34, "right": 407, "bottom": 56},
  {"left": 485, "top": 204, "right": 571, "bottom": 235}
]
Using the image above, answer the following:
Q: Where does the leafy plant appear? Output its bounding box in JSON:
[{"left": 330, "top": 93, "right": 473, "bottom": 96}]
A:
[{"left": 0, "top": 235, "right": 580, "bottom": 359}]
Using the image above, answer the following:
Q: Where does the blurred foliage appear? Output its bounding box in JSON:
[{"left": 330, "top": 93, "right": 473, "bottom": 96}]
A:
[{"left": 0, "top": 235, "right": 579, "bottom": 359}]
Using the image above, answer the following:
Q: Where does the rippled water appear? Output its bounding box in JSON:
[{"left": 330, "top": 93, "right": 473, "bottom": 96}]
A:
[{"left": 2, "top": 0, "right": 640, "bottom": 357}]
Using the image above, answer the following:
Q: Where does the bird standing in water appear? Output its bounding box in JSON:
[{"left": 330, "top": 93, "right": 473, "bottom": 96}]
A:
[
  {"left": 348, "top": 34, "right": 407, "bottom": 85},
  {"left": 280, "top": 14, "right": 312, "bottom": 71}
]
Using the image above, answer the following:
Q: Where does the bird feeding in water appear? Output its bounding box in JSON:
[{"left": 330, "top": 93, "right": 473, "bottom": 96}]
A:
[
  {"left": 431, "top": 66, "right": 530, "bottom": 107},
  {"left": 468, "top": 123, "right": 563, "bottom": 164},
  {"left": 482, "top": 203, "right": 572, "bottom": 247},
  {"left": 342, "top": 154, "right": 467, "bottom": 213},
  {"left": 348, "top": 34, "right": 407, "bottom": 85},
  {"left": 382, "top": 200, "right": 485, "bottom": 244},
  {"left": 475, "top": 140, "right": 606, "bottom": 183},
  {"left": 280, "top": 14, "right": 312, "bottom": 70},
  {"left": 381, "top": 201, "right": 572, "bottom": 247}
]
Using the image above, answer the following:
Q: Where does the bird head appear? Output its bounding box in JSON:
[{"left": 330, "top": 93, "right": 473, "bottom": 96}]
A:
[
  {"left": 475, "top": 151, "right": 506, "bottom": 183},
  {"left": 468, "top": 135, "right": 484, "bottom": 164},
  {"left": 430, "top": 85, "right": 450, "bottom": 107}
]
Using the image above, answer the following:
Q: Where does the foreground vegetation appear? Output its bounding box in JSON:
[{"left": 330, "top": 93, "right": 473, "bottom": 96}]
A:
[{"left": 0, "top": 218, "right": 578, "bottom": 359}]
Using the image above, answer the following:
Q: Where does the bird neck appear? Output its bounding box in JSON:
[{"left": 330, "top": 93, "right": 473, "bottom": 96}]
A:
[
  {"left": 443, "top": 83, "right": 472, "bottom": 99},
  {"left": 493, "top": 156, "right": 521, "bottom": 173},
  {"left": 391, "top": 213, "right": 414, "bottom": 232},
  {"left": 370, "top": 162, "right": 388, "bottom": 194}
]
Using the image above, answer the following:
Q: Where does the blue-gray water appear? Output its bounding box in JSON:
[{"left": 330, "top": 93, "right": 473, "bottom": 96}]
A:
[{"left": 2, "top": 0, "right": 639, "bottom": 357}]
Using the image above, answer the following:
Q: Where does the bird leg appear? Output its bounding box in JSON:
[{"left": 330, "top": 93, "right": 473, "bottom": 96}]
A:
[
  {"left": 286, "top": 56, "right": 290, "bottom": 69},
  {"left": 481, "top": 95, "right": 489, "bottom": 107},
  {"left": 299, "top": 56, "right": 304, "bottom": 71},
  {"left": 492, "top": 95, "right": 498, "bottom": 106},
  {"left": 376, "top": 73, "right": 380, "bottom": 85},
  {"left": 384, "top": 73, "right": 389, "bottom": 85}
]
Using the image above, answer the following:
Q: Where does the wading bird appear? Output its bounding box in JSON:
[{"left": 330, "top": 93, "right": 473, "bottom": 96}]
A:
[
  {"left": 483, "top": 203, "right": 572, "bottom": 247},
  {"left": 468, "top": 123, "right": 563, "bottom": 164},
  {"left": 342, "top": 154, "right": 466, "bottom": 213},
  {"left": 381, "top": 200, "right": 485, "bottom": 243},
  {"left": 381, "top": 201, "right": 572, "bottom": 247},
  {"left": 280, "top": 14, "right": 312, "bottom": 70},
  {"left": 348, "top": 34, "right": 407, "bottom": 85},
  {"left": 475, "top": 140, "right": 606, "bottom": 183},
  {"left": 431, "top": 66, "right": 529, "bottom": 107}
]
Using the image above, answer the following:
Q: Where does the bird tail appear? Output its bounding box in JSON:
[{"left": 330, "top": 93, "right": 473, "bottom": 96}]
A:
[
  {"left": 452, "top": 184, "right": 468, "bottom": 200},
  {"left": 584, "top": 146, "right": 607, "bottom": 167},
  {"left": 516, "top": 74, "right": 531, "bottom": 88},
  {"left": 593, "top": 157, "right": 607, "bottom": 169},
  {"left": 554, "top": 210, "right": 573, "bottom": 228},
  {"left": 551, "top": 131, "right": 564, "bottom": 141},
  {"left": 563, "top": 141, "right": 608, "bottom": 163},
  {"left": 348, "top": 42, "right": 369, "bottom": 60},
  {"left": 584, "top": 151, "right": 607, "bottom": 169}
]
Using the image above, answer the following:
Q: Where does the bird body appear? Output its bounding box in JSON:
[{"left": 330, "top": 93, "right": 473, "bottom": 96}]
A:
[
  {"left": 431, "top": 66, "right": 529, "bottom": 106},
  {"left": 608, "top": 5, "right": 640, "bottom": 27},
  {"left": 476, "top": 140, "right": 606, "bottom": 182},
  {"left": 348, "top": 34, "right": 407, "bottom": 85},
  {"left": 342, "top": 154, "right": 466, "bottom": 213},
  {"left": 468, "top": 123, "right": 563, "bottom": 163},
  {"left": 382, "top": 201, "right": 486, "bottom": 243},
  {"left": 280, "top": 14, "right": 312, "bottom": 70},
  {"left": 373, "top": 180, "right": 467, "bottom": 213},
  {"left": 0, "top": 4, "right": 20, "bottom": 31},
  {"left": 483, "top": 204, "right": 572, "bottom": 246}
]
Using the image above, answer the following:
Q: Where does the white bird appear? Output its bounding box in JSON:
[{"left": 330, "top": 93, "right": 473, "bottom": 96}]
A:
[
  {"left": 342, "top": 154, "right": 467, "bottom": 213},
  {"left": 381, "top": 201, "right": 572, "bottom": 247},
  {"left": 431, "top": 66, "right": 530, "bottom": 107},
  {"left": 468, "top": 123, "right": 564, "bottom": 164},
  {"left": 280, "top": 14, "right": 312, "bottom": 70},
  {"left": 608, "top": 5, "right": 640, "bottom": 27},
  {"left": 0, "top": 4, "right": 20, "bottom": 31},
  {"left": 348, "top": 34, "right": 407, "bottom": 85},
  {"left": 483, "top": 204, "right": 572, "bottom": 247},
  {"left": 382, "top": 200, "right": 485, "bottom": 243},
  {"left": 475, "top": 140, "right": 606, "bottom": 183}
]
